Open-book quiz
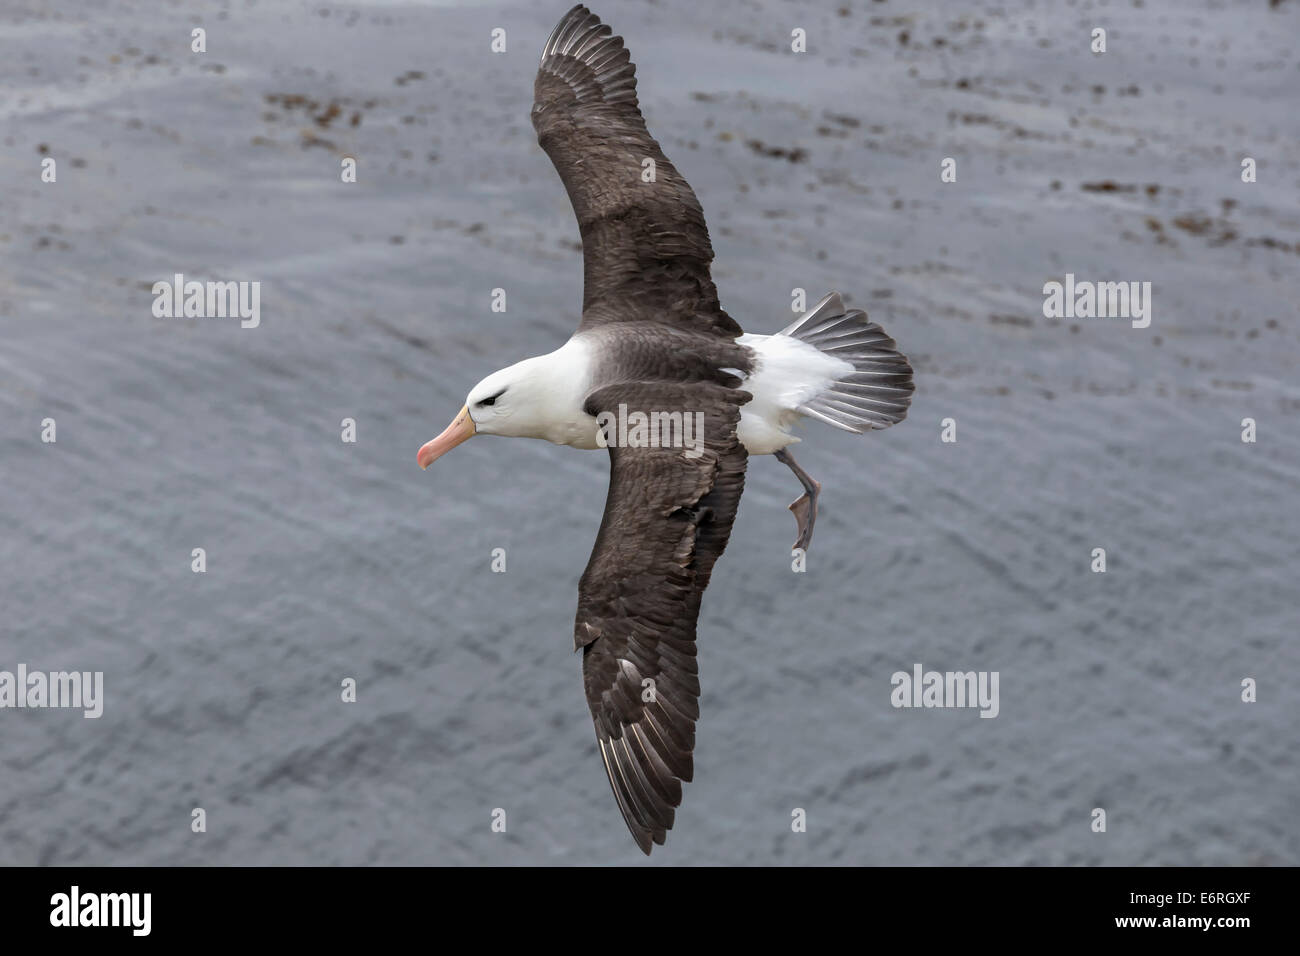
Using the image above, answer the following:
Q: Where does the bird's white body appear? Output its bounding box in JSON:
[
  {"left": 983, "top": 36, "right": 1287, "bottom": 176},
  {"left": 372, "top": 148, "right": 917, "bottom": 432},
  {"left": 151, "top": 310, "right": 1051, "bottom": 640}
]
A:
[
  {"left": 464, "top": 331, "right": 852, "bottom": 457},
  {"left": 733, "top": 332, "right": 853, "bottom": 455}
]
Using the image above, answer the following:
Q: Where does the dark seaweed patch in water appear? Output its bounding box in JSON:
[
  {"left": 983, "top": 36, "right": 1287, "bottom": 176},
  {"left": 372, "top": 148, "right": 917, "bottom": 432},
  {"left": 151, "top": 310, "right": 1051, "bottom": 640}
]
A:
[
  {"left": 823, "top": 112, "right": 860, "bottom": 128},
  {"left": 1245, "top": 236, "right": 1297, "bottom": 253},
  {"left": 1172, "top": 214, "right": 1213, "bottom": 235},
  {"left": 300, "top": 131, "right": 336, "bottom": 150},
  {"left": 745, "top": 139, "right": 808, "bottom": 162},
  {"left": 314, "top": 102, "right": 342, "bottom": 128},
  {"left": 264, "top": 92, "right": 372, "bottom": 146},
  {"left": 1145, "top": 217, "right": 1174, "bottom": 245}
]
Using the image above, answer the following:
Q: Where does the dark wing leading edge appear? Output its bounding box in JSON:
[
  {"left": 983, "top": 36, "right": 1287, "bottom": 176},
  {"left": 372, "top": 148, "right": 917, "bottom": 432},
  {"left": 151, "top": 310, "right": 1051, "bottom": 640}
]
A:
[
  {"left": 575, "top": 381, "right": 748, "bottom": 854},
  {"left": 532, "top": 5, "right": 738, "bottom": 335}
]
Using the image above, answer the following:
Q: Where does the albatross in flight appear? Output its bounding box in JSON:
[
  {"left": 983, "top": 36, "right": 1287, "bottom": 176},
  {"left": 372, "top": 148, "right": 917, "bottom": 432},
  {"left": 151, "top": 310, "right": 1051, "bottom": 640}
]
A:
[{"left": 418, "top": 4, "right": 914, "bottom": 853}]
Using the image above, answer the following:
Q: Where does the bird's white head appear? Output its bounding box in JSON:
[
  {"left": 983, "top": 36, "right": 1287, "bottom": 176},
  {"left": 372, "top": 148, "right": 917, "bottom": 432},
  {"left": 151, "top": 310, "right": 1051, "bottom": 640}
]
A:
[{"left": 417, "top": 353, "right": 582, "bottom": 469}]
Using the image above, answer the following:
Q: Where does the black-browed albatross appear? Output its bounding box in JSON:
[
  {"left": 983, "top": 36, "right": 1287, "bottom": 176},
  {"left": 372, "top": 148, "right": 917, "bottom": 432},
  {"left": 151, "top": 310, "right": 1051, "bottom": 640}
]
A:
[{"left": 418, "top": 4, "right": 914, "bottom": 854}]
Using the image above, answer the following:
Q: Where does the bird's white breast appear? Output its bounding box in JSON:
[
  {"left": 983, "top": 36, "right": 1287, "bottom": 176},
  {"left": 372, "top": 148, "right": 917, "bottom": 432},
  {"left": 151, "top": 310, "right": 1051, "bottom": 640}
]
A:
[{"left": 538, "top": 336, "right": 603, "bottom": 448}]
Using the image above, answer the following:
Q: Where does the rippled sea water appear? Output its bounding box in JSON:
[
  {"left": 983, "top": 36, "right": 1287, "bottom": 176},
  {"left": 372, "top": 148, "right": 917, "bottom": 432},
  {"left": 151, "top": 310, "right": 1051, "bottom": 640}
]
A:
[{"left": 1, "top": 0, "right": 1297, "bottom": 865}]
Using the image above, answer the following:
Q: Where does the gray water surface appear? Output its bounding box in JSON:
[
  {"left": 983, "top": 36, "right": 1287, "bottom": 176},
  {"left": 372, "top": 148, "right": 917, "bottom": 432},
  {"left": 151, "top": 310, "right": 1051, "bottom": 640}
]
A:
[{"left": 1, "top": 0, "right": 1297, "bottom": 865}]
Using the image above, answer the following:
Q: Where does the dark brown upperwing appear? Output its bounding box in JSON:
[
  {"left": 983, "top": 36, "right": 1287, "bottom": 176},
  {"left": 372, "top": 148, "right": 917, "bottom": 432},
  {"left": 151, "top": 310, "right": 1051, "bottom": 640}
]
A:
[
  {"left": 575, "top": 379, "right": 749, "bottom": 853},
  {"left": 532, "top": 5, "right": 739, "bottom": 335}
]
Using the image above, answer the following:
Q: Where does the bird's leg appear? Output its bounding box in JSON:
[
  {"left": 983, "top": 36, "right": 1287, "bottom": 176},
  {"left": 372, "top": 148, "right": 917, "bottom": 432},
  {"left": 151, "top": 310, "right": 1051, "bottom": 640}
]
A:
[{"left": 774, "top": 448, "right": 822, "bottom": 552}]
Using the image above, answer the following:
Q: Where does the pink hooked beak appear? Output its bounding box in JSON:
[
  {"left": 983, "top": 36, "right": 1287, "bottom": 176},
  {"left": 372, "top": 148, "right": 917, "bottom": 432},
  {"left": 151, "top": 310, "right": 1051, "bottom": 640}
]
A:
[{"left": 417, "top": 405, "right": 476, "bottom": 469}]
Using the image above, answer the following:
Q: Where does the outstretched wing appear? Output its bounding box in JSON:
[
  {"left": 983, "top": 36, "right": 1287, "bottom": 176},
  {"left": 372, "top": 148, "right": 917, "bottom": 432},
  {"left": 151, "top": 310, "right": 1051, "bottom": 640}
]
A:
[
  {"left": 532, "top": 5, "right": 736, "bottom": 334},
  {"left": 575, "top": 381, "right": 748, "bottom": 853}
]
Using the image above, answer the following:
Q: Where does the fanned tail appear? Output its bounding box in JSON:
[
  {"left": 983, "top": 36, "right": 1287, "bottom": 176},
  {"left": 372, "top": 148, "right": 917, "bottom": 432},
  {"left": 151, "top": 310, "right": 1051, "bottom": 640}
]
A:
[{"left": 779, "top": 292, "right": 914, "bottom": 433}]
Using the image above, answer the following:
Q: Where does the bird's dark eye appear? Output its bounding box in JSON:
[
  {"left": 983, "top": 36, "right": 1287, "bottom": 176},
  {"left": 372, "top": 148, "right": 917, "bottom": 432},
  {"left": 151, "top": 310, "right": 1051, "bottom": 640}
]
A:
[{"left": 478, "top": 390, "right": 505, "bottom": 408}]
